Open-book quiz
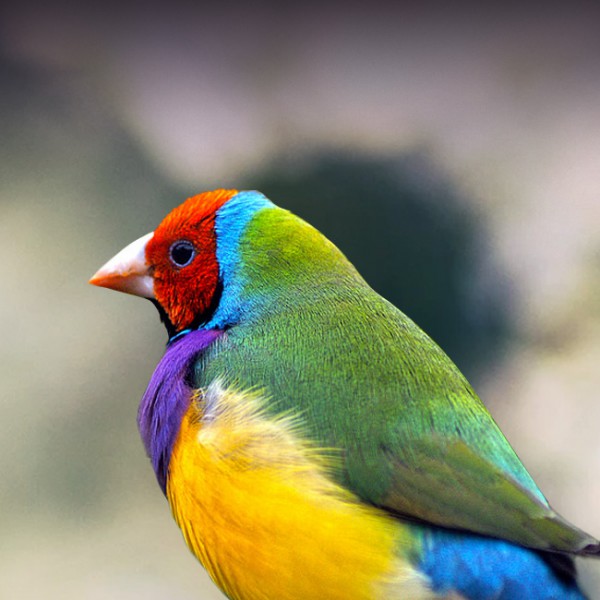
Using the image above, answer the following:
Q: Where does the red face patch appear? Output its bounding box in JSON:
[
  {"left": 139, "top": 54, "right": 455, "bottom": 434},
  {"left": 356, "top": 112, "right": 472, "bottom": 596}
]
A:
[{"left": 146, "top": 189, "right": 238, "bottom": 332}]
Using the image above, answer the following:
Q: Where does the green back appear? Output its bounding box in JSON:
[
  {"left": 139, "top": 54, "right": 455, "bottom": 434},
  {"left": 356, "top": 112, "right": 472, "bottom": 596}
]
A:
[{"left": 196, "top": 206, "right": 597, "bottom": 555}]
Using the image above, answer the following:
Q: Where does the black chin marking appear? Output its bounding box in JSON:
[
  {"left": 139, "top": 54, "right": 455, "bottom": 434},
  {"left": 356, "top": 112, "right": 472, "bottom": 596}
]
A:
[
  {"left": 197, "top": 278, "right": 223, "bottom": 327},
  {"left": 151, "top": 278, "right": 224, "bottom": 344},
  {"left": 150, "top": 299, "right": 177, "bottom": 340}
]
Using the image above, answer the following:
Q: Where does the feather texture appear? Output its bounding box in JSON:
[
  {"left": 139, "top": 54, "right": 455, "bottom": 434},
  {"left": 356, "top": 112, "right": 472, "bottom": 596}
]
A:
[{"left": 91, "top": 189, "right": 599, "bottom": 599}]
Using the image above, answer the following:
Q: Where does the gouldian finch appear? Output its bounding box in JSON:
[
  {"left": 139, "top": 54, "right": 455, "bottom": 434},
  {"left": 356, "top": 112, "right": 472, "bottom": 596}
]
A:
[{"left": 91, "top": 189, "right": 599, "bottom": 599}]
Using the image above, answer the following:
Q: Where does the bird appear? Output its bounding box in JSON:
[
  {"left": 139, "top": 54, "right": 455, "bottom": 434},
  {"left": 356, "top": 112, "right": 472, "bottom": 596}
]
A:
[{"left": 90, "top": 188, "right": 599, "bottom": 599}]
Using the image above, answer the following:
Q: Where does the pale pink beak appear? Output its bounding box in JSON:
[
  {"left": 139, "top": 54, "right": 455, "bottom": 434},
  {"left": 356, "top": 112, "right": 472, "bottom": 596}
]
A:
[{"left": 89, "top": 232, "right": 155, "bottom": 298}]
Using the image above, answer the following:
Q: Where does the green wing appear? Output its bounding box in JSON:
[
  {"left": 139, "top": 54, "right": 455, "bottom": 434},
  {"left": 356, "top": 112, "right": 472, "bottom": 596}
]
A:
[
  {"left": 379, "top": 435, "right": 598, "bottom": 554},
  {"left": 335, "top": 293, "right": 598, "bottom": 556}
]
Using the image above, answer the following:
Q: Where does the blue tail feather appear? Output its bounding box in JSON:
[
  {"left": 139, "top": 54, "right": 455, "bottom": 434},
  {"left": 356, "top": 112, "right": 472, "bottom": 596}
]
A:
[{"left": 418, "top": 528, "right": 586, "bottom": 599}]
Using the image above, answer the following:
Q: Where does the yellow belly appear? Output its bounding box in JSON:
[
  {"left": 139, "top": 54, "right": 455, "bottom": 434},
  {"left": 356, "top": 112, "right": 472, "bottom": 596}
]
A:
[{"left": 166, "top": 382, "right": 433, "bottom": 600}]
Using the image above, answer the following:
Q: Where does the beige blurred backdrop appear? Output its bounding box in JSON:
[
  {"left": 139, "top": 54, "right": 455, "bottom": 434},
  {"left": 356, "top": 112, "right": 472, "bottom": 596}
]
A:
[{"left": 1, "top": 3, "right": 599, "bottom": 599}]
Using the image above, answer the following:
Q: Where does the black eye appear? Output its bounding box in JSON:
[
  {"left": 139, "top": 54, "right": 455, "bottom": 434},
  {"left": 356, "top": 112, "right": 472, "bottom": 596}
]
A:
[{"left": 169, "top": 240, "right": 196, "bottom": 267}]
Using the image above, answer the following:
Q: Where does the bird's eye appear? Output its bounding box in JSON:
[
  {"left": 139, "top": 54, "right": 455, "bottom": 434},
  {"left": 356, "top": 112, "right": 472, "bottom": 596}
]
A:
[{"left": 169, "top": 240, "right": 196, "bottom": 267}]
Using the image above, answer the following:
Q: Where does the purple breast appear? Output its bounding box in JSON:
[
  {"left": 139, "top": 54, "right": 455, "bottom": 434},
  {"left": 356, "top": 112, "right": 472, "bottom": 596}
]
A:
[{"left": 137, "top": 328, "right": 223, "bottom": 493}]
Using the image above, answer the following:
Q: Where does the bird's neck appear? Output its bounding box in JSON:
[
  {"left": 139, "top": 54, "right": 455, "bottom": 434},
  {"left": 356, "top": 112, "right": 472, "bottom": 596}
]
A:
[{"left": 205, "top": 206, "right": 365, "bottom": 330}]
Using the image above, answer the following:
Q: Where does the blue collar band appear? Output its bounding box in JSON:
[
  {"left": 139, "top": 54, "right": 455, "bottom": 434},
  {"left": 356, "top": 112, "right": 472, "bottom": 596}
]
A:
[{"left": 168, "top": 328, "right": 192, "bottom": 346}]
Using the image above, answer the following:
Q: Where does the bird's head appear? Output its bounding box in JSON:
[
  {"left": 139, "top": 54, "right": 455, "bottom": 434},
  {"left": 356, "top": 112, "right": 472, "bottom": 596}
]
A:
[{"left": 90, "top": 189, "right": 241, "bottom": 338}]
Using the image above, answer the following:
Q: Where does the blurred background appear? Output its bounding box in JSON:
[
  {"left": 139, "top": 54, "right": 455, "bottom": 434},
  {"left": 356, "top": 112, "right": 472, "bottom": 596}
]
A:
[{"left": 1, "top": 2, "right": 599, "bottom": 598}]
